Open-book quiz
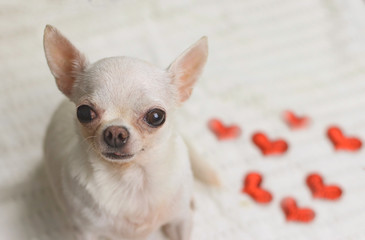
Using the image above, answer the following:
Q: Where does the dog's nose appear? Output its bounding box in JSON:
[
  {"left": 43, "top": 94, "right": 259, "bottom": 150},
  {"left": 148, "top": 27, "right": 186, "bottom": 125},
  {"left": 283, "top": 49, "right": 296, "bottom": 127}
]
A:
[{"left": 103, "top": 126, "right": 129, "bottom": 148}]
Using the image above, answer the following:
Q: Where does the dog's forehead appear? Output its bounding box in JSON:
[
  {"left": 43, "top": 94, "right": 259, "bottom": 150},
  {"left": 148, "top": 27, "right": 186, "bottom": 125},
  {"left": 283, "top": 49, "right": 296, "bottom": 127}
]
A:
[
  {"left": 82, "top": 57, "right": 174, "bottom": 111},
  {"left": 89, "top": 57, "right": 168, "bottom": 87}
]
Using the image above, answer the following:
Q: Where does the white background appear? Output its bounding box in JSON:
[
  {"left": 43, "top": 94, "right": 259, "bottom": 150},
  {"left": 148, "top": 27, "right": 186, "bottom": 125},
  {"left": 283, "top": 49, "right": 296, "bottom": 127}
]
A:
[{"left": 1, "top": 0, "right": 365, "bottom": 239}]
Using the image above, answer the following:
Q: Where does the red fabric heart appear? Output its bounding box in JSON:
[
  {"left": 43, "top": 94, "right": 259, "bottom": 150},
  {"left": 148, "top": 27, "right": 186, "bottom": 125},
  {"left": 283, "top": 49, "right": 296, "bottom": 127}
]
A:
[
  {"left": 283, "top": 111, "right": 309, "bottom": 129},
  {"left": 327, "top": 126, "right": 362, "bottom": 151},
  {"left": 252, "top": 132, "right": 288, "bottom": 155},
  {"left": 306, "top": 173, "right": 342, "bottom": 200},
  {"left": 208, "top": 119, "right": 241, "bottom": 140},
  {"left": 281, "top": 197, "right": 315, "bottom": 223},
  {"left": 242, "top": 172, "right": 273, "bottom": 204}
]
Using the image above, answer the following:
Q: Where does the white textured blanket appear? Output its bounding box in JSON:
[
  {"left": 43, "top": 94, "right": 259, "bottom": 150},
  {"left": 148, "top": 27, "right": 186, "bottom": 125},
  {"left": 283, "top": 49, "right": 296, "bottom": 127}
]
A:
[{"left": 1, "top": 0, "right": 365, "bottom": 239}]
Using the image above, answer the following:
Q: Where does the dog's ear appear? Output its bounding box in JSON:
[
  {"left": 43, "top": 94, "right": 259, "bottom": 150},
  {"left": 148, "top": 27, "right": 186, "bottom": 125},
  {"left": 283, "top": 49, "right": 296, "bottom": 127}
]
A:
[
  {"left": 168, "top": 37, "right": 208, "bottom": 102},
  {"left": 43, "top": 25, "right": 88, "bottom": 98}
]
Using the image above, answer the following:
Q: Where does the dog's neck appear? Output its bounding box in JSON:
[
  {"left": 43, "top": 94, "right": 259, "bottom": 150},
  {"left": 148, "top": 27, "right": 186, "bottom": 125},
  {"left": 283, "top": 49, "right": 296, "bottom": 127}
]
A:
[{"left": 68, "top": 127, "right": 186, "bottom": 216}]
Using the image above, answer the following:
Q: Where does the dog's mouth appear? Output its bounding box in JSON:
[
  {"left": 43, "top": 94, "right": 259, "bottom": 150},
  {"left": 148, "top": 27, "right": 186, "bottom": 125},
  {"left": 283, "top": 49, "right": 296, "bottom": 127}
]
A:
[{"left": 102, "top": 152, "right": 134, "bottom": 160}]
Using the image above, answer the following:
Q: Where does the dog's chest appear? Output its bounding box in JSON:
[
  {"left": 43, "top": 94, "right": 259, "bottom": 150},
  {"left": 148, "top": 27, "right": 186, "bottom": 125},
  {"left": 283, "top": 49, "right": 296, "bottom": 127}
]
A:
[{"left": 87, "top": 163, "right": 181, "bottom": 235}]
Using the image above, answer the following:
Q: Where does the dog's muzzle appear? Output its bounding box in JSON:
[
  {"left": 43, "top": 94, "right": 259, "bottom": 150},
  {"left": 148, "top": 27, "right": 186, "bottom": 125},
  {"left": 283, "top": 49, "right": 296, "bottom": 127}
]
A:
[{"left": 103, "top": 126, "right": 129, "bottom": 148}]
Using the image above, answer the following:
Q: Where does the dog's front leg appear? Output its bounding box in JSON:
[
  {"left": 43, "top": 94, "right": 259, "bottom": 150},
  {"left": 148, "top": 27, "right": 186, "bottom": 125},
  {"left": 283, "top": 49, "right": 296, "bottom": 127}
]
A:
[
  {"left": 162, "top": 209, "right": 193, "bottom": 240},
  {"left": 75, "top": 231, "right": 106, "bottom": 240}
]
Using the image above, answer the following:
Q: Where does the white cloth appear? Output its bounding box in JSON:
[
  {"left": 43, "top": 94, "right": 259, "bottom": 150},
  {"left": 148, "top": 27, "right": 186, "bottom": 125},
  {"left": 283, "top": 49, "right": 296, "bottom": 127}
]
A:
[{"left": 1, "top": 0, "right": 365, "bottom": 239}]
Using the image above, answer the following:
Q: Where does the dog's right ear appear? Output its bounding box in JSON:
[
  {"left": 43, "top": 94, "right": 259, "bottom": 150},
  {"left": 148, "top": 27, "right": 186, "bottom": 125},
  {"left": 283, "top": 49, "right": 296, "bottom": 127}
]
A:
[{"left": 43, "top": 25, "right": 88, "bottom": 98}]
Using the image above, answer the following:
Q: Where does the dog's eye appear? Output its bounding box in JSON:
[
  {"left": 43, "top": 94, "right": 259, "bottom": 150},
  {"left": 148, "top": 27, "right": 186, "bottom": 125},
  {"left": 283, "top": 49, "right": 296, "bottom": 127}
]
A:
[
  {"left": 145, "top": 108, "right": 166, "bottom": 127},
  {"left": 77, "top": 105, "right": 97, "bottom": 123}
]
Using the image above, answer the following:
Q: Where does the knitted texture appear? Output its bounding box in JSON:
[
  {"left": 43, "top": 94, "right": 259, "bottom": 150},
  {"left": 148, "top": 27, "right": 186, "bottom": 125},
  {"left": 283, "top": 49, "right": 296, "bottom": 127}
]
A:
[{"left": 1, "top": 0, "right": 365, "bottom": 239}]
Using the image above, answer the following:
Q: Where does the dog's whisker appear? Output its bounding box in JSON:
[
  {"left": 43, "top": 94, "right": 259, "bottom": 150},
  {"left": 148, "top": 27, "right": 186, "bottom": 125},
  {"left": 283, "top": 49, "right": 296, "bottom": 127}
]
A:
[
  {"left": 82, "top": 135, "right": 96, "bottom": 143},
  {"left": 80, "top": 135, "right": 97, "bottom": 154}
]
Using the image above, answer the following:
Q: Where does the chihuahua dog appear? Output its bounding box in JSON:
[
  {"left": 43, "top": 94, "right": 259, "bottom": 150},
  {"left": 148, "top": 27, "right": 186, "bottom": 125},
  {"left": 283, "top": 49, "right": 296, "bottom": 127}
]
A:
[{"left": 43, "top": 25, "right": 219, "bottom": 240}]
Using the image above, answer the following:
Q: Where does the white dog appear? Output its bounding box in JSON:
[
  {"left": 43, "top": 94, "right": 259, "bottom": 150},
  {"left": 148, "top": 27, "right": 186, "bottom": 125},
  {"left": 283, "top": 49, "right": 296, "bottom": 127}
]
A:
[{"left": 43, "top": 25, "right": 219, "bottom": 240}]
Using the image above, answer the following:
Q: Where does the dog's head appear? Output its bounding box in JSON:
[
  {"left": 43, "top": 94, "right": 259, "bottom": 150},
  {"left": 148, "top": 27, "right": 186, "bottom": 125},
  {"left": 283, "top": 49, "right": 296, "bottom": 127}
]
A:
[{"left": 43, "top": 25, "right": 208, "bottom": 163}]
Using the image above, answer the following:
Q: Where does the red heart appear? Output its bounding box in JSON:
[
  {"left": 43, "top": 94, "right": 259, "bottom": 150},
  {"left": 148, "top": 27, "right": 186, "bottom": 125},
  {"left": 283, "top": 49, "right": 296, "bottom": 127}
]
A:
[
  {"left": 208, "top": 119, "right": 241, "bottom": 140},
  {"left": 252, "top": 132, "right": 288, "bottom": 155},
  {"left": 306, "top": 173, "right": 342, "bottom": 200},
  {"left": 283, "top": 111, "right": 309, "bottom": 129},
  {"left": 281, "top": 197, "right": 315, "bottom": 223},
  {"left": 327, "top": 126, "right": 362, "bottom": 151},
  {"left": 242, "top": 172, "right": 273, "bottom": 204}
]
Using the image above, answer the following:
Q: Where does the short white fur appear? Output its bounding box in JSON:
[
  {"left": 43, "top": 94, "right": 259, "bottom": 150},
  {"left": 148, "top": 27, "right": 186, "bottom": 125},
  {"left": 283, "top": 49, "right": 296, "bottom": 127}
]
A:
[{"left": 43, "top": 25, "right": 219, "bottom": 240}]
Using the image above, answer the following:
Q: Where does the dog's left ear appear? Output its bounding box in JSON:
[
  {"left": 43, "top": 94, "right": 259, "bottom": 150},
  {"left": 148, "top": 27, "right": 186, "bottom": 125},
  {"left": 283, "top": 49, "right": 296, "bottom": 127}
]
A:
[{"left": 168, "top": 37, "right": 208, "bottom": 102}]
